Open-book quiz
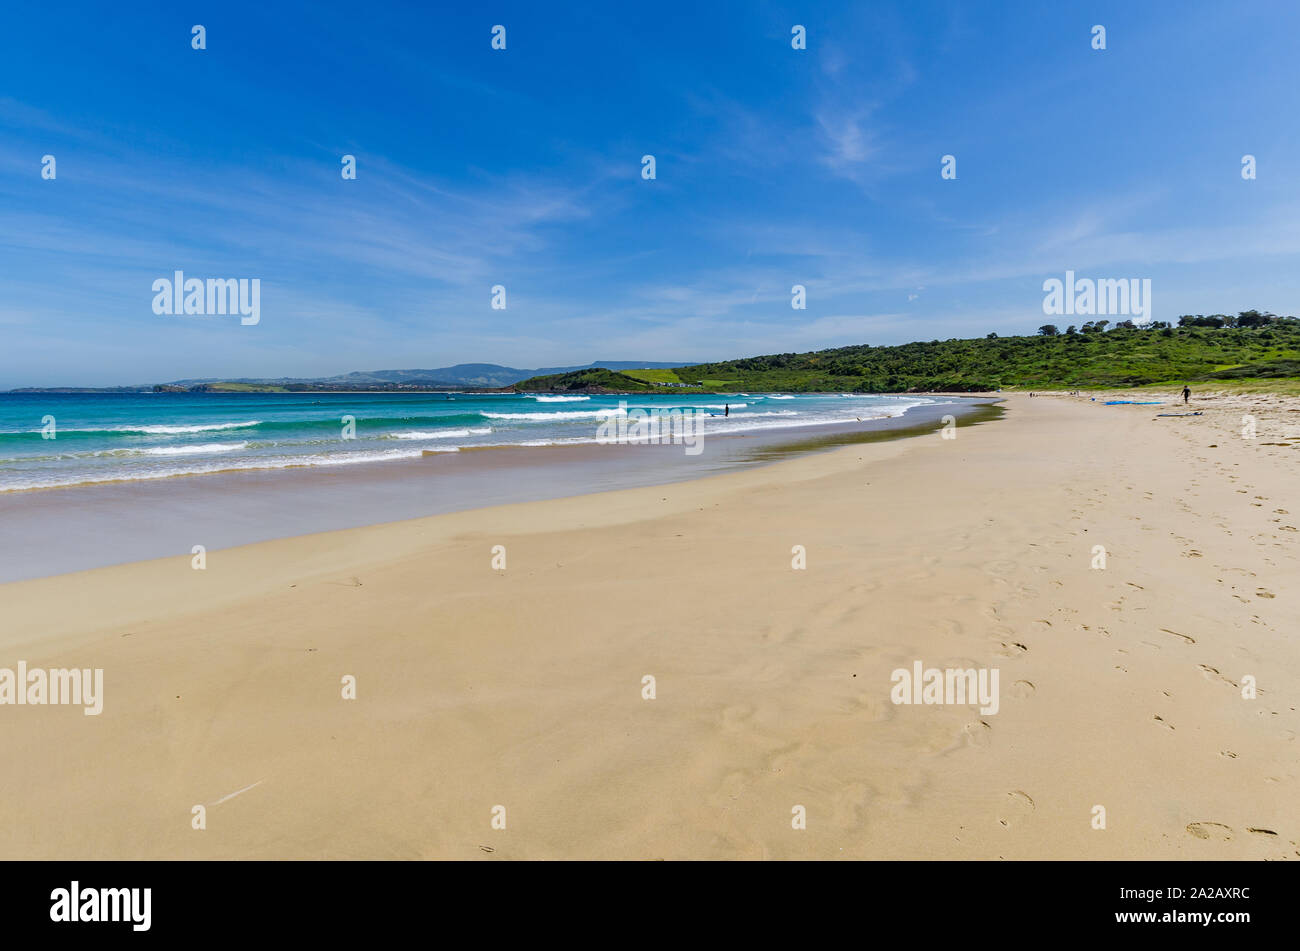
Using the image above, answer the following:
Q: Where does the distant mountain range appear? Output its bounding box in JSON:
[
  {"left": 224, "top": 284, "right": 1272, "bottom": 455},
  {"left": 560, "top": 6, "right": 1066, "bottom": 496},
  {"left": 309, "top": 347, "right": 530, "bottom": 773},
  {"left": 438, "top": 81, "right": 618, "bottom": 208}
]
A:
[{"left": 6, "top": 362, "right": 697, "bottom": 393}]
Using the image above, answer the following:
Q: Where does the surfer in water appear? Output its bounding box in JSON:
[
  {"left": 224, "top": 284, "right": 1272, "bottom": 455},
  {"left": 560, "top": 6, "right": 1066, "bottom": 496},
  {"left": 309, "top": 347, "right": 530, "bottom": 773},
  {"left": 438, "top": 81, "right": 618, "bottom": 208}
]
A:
[{"left": 1182, "top": 385, "right": 1191, "bottom": 404}]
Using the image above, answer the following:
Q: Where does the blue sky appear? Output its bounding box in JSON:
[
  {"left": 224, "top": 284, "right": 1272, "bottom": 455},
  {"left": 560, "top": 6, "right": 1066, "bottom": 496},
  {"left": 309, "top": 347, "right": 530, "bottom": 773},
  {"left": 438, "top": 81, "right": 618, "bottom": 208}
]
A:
[{"left": 2, "top": 0, "right": 1299, "bottom": 387}]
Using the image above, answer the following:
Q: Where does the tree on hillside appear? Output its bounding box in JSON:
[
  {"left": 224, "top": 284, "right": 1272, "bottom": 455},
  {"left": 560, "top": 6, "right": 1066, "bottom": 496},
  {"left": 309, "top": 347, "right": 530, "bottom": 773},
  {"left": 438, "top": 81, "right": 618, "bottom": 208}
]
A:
[{"left": 1037, "top": 324, "right": 1059, "bottom": 336}]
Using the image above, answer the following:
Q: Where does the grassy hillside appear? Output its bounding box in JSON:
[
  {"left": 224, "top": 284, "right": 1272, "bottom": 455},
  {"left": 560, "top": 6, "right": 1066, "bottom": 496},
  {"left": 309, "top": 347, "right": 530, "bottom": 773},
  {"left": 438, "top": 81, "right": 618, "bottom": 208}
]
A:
[
  {"left": 620, "top": 368, "right": 684, "bottom": 384},
  {"left": 511, "top": 368, "right": 662, "bottom": 393},
  {"left": 658, "top": 320, "right": 1300, "bottom": 392},
  {"left": 191, "top": 381, "right": 290, "bottom": 393}
]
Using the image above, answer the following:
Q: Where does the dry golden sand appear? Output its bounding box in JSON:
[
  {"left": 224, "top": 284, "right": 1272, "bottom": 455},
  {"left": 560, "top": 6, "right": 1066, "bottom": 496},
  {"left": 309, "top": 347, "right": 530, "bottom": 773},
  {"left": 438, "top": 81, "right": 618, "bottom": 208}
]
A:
[{"left": 1, "top": 392, "right": 1297, "bottom": 859}]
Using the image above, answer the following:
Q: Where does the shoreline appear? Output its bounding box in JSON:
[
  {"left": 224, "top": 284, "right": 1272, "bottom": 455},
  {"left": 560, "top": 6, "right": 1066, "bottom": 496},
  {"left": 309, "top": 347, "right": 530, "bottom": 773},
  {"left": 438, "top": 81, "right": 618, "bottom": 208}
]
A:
[
  {"left": 1, "top": 392, "right": 1297, "bottom": 858},
  {"left": 0, "top": 396, "right": 995, "bottom": 583},
  {"left": 0, "top": 392, "right": 969, "bottom": 498}
]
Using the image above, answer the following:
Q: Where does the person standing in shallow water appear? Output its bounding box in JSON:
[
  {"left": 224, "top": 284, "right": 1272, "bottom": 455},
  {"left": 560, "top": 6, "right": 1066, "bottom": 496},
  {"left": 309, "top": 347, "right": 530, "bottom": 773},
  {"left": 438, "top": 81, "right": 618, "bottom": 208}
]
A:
[
  {"left": 724, "top": 404, "right": 729, "bottom": 417},
  {"left": 1182, "top": 385, "right": 1191, "bottom": 405}
]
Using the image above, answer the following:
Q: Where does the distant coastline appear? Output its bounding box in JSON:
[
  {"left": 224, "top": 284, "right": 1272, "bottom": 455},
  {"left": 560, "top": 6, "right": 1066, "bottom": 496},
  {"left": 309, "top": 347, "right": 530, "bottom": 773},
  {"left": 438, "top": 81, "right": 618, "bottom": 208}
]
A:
[{"left": 9, "top": 316, "right": 1297, "bottom": 395}]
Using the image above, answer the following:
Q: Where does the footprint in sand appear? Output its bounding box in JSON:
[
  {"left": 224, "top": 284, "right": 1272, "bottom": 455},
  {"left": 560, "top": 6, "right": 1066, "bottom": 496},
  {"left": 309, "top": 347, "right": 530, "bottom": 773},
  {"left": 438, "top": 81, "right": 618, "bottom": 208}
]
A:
[
  {"left": 937, "top": 618, "right": 965, "bottom": 637},
  {"left": 1160, "top": 628, "right": 1196, "bottom": 645},
  {"left": 957, "top": 720, "right": 993, "bottom": 750},
  {"left": 1009, "top": 680, "right": 1036, "bottom": 699},
  {"left": 763, "top": 741, "right": 810, "bottom": 777},
  {"left": 993, "top": 640, "right": 1030, "bottom": 657},
  {"left": 1185, "top": 821, "right": 1233, "bottom": 841},
  {"left": 1153, "top": 714, "right": 1175, "bottom": 731},
  {"left": 1198, "top": 665, "right": 1237, "bottom": 687},
  {"left": 1256, "top": 589, "right": 1275, "bottom": 599},
  {"left": 997, "top": 790, "right": 1035, "bottom": 827}
]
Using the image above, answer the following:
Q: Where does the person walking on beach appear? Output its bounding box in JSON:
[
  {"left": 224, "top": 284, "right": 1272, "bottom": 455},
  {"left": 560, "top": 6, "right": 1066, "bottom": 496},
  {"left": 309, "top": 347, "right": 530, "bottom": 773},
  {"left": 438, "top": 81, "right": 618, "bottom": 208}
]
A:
[{"left": 1182, "top": 385, "right": 1191, "bottom": 405}]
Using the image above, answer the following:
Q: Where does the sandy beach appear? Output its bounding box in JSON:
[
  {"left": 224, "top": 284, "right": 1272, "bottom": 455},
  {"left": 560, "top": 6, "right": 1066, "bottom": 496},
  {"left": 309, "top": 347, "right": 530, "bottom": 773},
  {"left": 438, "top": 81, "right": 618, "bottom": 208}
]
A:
[{"left": 1, "top": 391, "right": 1297, "bottom": 860}]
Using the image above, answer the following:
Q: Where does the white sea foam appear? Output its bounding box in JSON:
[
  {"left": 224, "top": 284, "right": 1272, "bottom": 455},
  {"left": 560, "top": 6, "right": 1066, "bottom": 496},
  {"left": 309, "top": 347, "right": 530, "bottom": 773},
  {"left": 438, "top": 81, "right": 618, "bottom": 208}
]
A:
[
  {"left": 27, "top": 420, "right": 263, "bottom": 435},
  {"left": 482, "top": 409, "right": 626, "bottom": 421},
  {"left": 131, "top": 421, "right": 261, "bottom": 434},
  {"left": 0, "top": 446, "right": 446, "bottom": 491},
  {"left": 529, "top": 395, "right": 591, "bottom": 402},
  {"left": 516, "top": 438, "right": 595, "bottom": 447},
  {"left": 287, "top": 448, "right": 449, "bottom": 466},
  {"left": 700, "top": 414, "right": 875, "bottom": 434},
  {"left": 140, "top": 442, "right": 249, "bottom": 456},
  {"left": 389, "top": 428, "right": 491, "bottom": 440}
]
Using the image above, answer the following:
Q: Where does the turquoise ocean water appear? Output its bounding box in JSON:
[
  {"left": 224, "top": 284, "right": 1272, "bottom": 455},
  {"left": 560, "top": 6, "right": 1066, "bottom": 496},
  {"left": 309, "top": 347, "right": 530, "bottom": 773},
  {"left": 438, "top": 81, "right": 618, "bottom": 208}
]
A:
[{"left": 0, "top": 391, "right": 938, "bottom": 492}]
